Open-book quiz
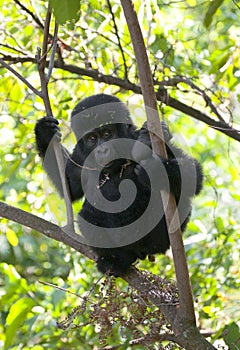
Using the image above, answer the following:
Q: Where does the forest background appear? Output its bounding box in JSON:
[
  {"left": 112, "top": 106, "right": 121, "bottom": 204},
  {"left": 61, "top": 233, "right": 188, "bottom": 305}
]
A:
[{"left": 0, "top": 0, "right": 240, "bottom": 349}]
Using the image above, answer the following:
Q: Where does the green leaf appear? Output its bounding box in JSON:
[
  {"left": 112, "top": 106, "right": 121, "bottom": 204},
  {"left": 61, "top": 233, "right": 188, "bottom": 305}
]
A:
[
  {"left": 209, "top": 51, "right": 231, "bottom": 74},
  {"left": 50, "top": 0, "right": 80, "bottom": 24},
  {"left": 203, "top": 0, "right": 224, "bottom": 28},
  {"left": 6, "top": 228, "right": 19, "bottom": 247},
  {"left": 4, "top": 298, "right": 36, "bottom": 349},
  {"left": 214, "top": 217, "right": 225, "bottom": 233},
  {"left": 151, "top": 33, "right": 168, "bottom": 54},
  {"left": 223, "top": 322, "right": 240, "bottom": 349}
]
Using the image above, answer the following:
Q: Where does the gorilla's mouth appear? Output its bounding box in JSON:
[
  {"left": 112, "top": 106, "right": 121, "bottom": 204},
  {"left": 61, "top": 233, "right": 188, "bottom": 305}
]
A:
[
  {"left": 103, "top": 160, "right": 114, "bottom": 168},
  {"left": 96, "top": 160, "right": 114, "bottom": 169},
  {"left": 98, "top": 159, "right": 124, "bottom": 171}
]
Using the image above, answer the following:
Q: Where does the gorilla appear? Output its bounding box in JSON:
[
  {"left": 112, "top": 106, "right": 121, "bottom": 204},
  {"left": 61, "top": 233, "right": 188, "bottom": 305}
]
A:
[{"left": 35, "top": 93, "right": 203, "bottom": 276}]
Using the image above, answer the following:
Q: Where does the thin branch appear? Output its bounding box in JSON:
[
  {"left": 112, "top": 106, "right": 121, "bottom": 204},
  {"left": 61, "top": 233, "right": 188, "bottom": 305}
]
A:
[
  {"left": 40, "top": 4, "right": 52, "bottom": 71},
  {"left": 0, "top": 43, "right": 26, "bottom": 55},
  {"left": 3, "top": 29, "right": 29, "bottom": 53},
  {"left": 13, "top": 0, "right": 44, "bottom": 28},
  {"left": 47, "top": 21, "right": 59, "bottom": 81},
  {"left": 156, "top": 76, "right": 226, "bottom": 123},
  {"left": 39, "top": 281, "right": 84, "bottom": 299},
  {"left": 0, "top": 58, "right": 41, "bottom": 96},
  {"left": 54, "top": 62, "right": 240, "bottom": 140},
  {"left": 106, "top": 0, "right": 128, "bottom": 79},
  {"left": 163, "top": 92, "right": 240, "bottom": 140},
  {"left": 0, "top": 55, "right": 36, "bottom": 64},
  {"left": 232, "top": 0, "right": 240, "bottom": 10},
  {"left": 36, "top": 4, "right": 74, "bottom": 229},
  {"left": 2, "top": 55, "right": 240, "bottom": 141},
  {"left": 129, "top": 333, "right": 177, "bottom": 346},
  {"left": 53, "top": 140, "right": 75, "bottom": 228},
  {"left": 36, "top": 3, "right": 52, "bottom": 115}
]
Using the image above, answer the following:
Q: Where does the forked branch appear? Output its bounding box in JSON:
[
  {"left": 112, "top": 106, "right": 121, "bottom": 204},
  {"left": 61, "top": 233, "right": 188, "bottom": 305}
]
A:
[{"left": 36, "top": 3, "right": 74, "bottom": 229}]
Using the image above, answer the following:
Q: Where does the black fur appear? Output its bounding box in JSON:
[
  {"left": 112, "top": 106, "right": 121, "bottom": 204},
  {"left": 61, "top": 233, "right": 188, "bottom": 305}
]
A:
[{"left": 35, "top": 94, "right": 203, "bottom": 276}]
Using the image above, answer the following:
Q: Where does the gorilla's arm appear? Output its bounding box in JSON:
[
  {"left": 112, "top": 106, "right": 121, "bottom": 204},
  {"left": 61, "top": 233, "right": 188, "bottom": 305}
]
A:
[
  {"left": 132, "top": 122, "right": 203, "bottom": 200},
  {"left": 35, "top": 117, "right": 84, "bottom": 201}
]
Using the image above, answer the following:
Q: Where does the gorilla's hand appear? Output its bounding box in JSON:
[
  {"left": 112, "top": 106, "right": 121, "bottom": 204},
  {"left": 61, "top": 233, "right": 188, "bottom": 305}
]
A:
[
  {"left": 139, "top": 121, "right": 172, "bottom": 143},
  {"left": 134, "top": 154, "right": 165, "bottom": 188},
  {"left": 132, "top": 121, "right": 172, "bottom": 162},
  {"left": 35, "top": 117, "right": 61, "bottom": 156}
]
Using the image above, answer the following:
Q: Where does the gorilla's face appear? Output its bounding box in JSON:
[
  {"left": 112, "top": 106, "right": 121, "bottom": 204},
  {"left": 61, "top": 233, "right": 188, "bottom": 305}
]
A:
[{"left": 80, "top": 123, "right": 133, "bottom": 172}]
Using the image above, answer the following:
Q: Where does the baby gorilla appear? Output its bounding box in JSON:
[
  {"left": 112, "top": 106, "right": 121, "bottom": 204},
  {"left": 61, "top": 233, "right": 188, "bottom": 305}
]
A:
[{"left": 35, "top": 94, "right": 203, "bottom": 276}]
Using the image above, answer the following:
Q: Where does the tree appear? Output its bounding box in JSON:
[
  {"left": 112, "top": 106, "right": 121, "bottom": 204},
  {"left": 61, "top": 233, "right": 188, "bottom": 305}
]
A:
[{"left": 0, "top": 0, "right": 239, "bottom": 349}]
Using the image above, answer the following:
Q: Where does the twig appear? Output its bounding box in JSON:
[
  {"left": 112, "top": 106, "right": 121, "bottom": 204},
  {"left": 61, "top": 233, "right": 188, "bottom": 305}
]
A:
[
  {"left": 0, "top": 43, "right": 26, "bottom": 55},
  {"left": 12, "top": 0, "right": 73, "bottom": 55},
  {"left": 47, "top": 21, "right": 59, "bottom": 81},
  {"left": 36, "top": 3, "right": 52, "bottom": 115},
  {"left": 106, "top": 0, "right": 128, "bottom": 79},
  {"left": 40, "top": 4, "right": 51, "bottom": 72},
  {"left": 13, "top": 0, "right": 44, "bottom": 28},
  {"left": 0, "top": 58, "right": 41, "bottom": 96},
  {"left": 39, "top": 280, "right": 84, "bottom": 298},
  {"left": 157, "top": 76, "right": 226, "bottom": 123}
]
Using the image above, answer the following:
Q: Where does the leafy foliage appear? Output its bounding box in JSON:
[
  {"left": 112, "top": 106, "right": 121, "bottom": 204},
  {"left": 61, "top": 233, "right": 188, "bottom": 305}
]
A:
[
  {"left": 58, "top": 275, "right": 178, "bottom": 348},
  {"left": 203, "top": 0, "right": 225, "bottom": 28},
  {"left": 0, "top": 0, "right": 240, "bottom": 349},
  {"left": 50, "top": 0, "right": 81, "bottom": 24}
]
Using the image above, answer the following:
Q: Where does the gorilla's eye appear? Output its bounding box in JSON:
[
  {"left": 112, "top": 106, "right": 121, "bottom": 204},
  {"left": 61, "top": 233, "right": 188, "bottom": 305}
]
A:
[
  {"left": 87, "top": 133, "right": 97, "bottom": 143},
  {"left": 102, "top": 130, "right": 112, "bottom": 139}
]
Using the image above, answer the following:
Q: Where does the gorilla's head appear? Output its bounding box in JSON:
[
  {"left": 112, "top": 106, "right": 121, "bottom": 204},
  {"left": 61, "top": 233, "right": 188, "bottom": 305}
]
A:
[{"left": 71, "top": 94, "right": 133, "bottom": 140}]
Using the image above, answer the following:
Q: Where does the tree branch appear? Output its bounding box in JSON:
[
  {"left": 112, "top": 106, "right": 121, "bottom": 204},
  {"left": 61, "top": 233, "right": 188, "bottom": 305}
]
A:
[
  {"left": 155, "top": 76, "right": 226, "bottom": 123},
  {"left": 0, "top": 57, "right": 41, "bottom": 96},
  {"left": 120, "top": 0, "right": 196, "bottom": 328},
  {"left": 163, "top": 93, "right": 240, "bottom": 140},
  {"left": 0, "top": 201, "right": 93, "bottom": 259},
  {"left": 119, "top": 2, "right": 217, "bottom": 348},
  {"left": 36, "top": 4, "right": 74, "bottom": 229},
  {"left": 2, "top": 54, "right": 240, "bottom": 141},
  {"left": 47, "top": 21, "right": 59, "bottom": 81},
  {"left": 37, "top": 4, "right": 52, "bottom": 115},
  {"left": 13, "top": 0, "right": 44, "bottom": 28},
  {"left": 106, "top": 0, "right": 128, "bottom": 79},
  {"left": 0, "top": 201, "right": 177, "bottom": 315},
  {"left": 0, "top": 201, "right": 216, "bottom": 349},
  {"left": 54, "top": 62, "right": 240, "bottom": 142}
]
